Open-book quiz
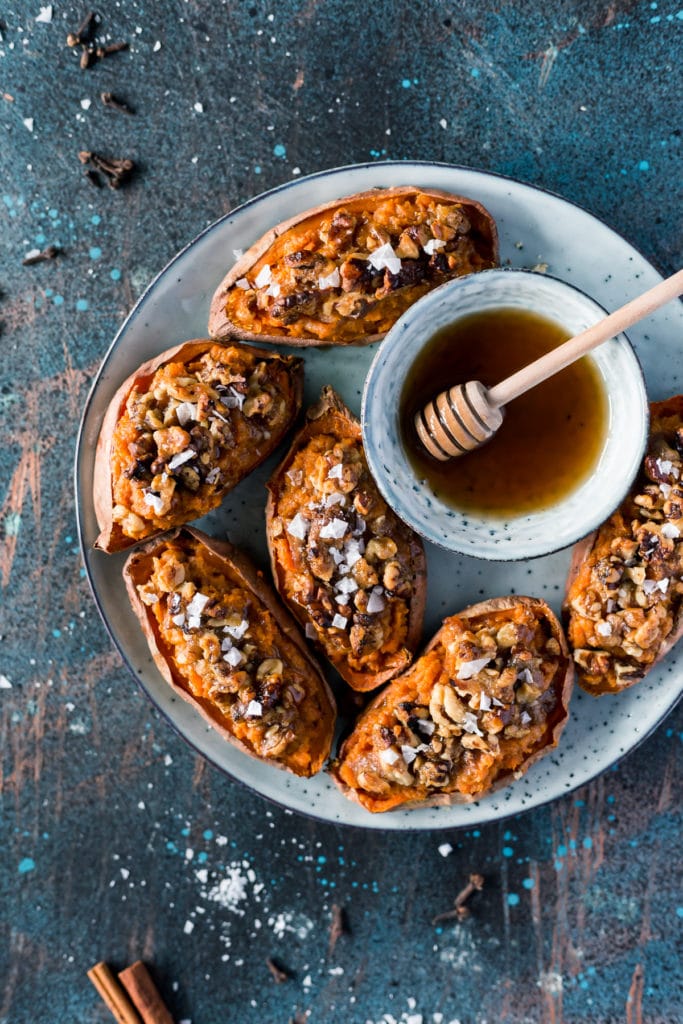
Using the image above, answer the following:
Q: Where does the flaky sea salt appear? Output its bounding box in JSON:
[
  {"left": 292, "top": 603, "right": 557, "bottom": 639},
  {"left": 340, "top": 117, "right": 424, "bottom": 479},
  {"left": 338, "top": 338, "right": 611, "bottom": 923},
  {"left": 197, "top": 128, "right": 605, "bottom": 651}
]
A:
[
  {"left": 462, "top": 712, "right": 484, "bottom": 736},
  {"left": 367, "top": 242, "right": 401, "bottom": 275},
  {"left": 254, "top": 264, "right": 272, "bottom": 288},
  {"left": 318, "top": 268, "right": 341, "bottom": 289},
  {"left": 143, "top": 491, "right": 164, "bottom": 515},
  {"left": 332, "top": 613, "right": 348, "bottom": 630},
  {"left": 379, "top": 747, "right": 400, "bottom": 766},
  {"left": 175, "top": 402, "right": 197, "bottom": 426},
  {"left": 320, "top": 518, "right": 348, "bottom": 540},
  {"left": 456, "top": 656, "right": 491, "bottom": 680},
  {"left": 367, "top": 586, "right": 385, "bottom": 614},
  {"left": 235, "top": 277, "right": 250, "bottom": 290},
  {"left": 662, "top": 523, "right": 680, "bottom": 539},
  {"left": 287, "top": 513, "right": 309, "bottom": 540},
  {"left": 423, "top": 238, "right": 446, "bottom": 255},
  {"left": 246, "top": 700, "right": 263, "bottom": 717},
  {"left": 168, "top": 449, "right": 196, "bottom": 471}
]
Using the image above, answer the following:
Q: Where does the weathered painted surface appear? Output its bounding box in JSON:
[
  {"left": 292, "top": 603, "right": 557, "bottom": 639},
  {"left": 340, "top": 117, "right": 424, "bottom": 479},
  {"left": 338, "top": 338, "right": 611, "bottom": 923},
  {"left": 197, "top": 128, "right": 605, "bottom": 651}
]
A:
[{"left": 1, "top": 1, "right": 681, "bottom": 1022}]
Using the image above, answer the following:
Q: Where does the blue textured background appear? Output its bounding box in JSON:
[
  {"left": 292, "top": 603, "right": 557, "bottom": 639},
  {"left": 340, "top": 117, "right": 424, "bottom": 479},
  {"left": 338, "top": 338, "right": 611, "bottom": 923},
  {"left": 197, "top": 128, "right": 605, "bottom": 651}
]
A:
[{"left": 1, "top": 2, "right": 681, "bottom": 1022}]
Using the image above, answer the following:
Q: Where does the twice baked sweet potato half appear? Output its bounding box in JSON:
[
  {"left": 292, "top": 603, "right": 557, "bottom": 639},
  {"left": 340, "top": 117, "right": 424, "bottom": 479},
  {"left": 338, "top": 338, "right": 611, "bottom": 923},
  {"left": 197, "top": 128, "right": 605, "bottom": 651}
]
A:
[
  {"left": 124, "top": 527, "right": 336, "bottom": 776},
  {"left": 564, "top": 396, "right": 683, "bottom": 696},
  {"left": 209, "top": 186, "right": 498, "bottom": 346},
  {"left": 266, "top": 387, "right": 426, "bottom": 691},
  {"left": 94, "top": 341, "right": 303, "bottom": 553},
  {"left": 330, "top": 597, "right": 572, "bottom": 812}
]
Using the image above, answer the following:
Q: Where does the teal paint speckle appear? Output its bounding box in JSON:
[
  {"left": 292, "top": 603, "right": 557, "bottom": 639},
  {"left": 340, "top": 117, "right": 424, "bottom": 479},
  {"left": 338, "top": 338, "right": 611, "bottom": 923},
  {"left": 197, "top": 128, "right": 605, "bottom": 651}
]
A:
[
  {"left": 49, "top": 208, "right": 59, "bottom": 219},
  {"left": 273, "top": 143, "right": 286, "bottom": 158},
  {"left": 89, "top": 246, "right": 102, "bottom": 260},
  {"left": 401, "top": 78, "right": 412, "bottom": 88},
  {"left": 254, "top": 165, "right": 262, "bottom": 174},
  {"left": 91, "top": 214, "right": 101, "bottom": 225},
  {"left": 110, "top": 268, "right": 121, "bottom": 281},
  {"left": 502, "top": 847, "right": 514, "bottom": 858},
  {"left": 676, "top": 907, "right": 683, "bottom": 918},
  {"left": 557, "top": 844, "right": 568, "bottom": 857},
  {"left": 76, "top": 299, "right": 89, "bottom": 312},
  {"left": 35, "top": 233, "right": 46, "bottom": 245},
  {"left": 52, "top": 628, "right": 61, "bottom": 638},
  {"left": 507, "top": 893, "right": 520, "bottom": 906},
  {"left": 18, "top": 857, "right": 35, "bottom": 874},
  {"left": 471, "top": 67, "right": 480, "bottom": 77},
  {"left": 638, "top": 160, "right": 650, "bottom": 171},
  {"left": 583, "top": 836, "right": 593, "bottom": 849},
  {"left": 203, "top": 829, "right": 213, "bottom": 840},
  {"left": 3, "top": 195, "right": 13, "bottom": 208},
  {"left": 53, "top": 295, "right": 64, "bottom": 306},
  {"left": 522, "top": 878, "right": 535, "bottom": 890}
]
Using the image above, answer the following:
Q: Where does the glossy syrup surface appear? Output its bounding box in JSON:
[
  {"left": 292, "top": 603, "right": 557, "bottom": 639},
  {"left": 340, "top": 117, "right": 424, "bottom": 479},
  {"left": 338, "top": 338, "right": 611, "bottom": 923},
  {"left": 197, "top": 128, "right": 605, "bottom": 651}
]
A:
[{"left": 400, "top": 307, "right": 608, "bottom": 517}]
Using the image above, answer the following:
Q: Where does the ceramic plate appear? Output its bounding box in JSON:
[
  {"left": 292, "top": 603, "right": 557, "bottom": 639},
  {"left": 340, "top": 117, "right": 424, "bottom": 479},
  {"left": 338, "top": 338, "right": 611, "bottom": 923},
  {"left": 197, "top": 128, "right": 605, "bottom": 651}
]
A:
[{"left": 75, "top": 162, "right": 683, "bottom": 830}]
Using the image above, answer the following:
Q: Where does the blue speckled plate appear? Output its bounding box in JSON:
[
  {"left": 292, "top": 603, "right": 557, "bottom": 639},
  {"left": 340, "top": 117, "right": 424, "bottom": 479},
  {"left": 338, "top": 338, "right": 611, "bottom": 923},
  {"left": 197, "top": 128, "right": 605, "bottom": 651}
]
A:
[{"left": 75, "top": 162, "right": 683, "bottom": 830}]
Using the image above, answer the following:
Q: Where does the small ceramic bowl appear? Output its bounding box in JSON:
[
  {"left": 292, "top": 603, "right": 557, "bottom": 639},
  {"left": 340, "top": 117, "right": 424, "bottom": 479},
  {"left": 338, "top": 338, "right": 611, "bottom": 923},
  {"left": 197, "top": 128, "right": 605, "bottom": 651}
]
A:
[{"left": 362, "top": 268, "right": 648, "bottom": 560}]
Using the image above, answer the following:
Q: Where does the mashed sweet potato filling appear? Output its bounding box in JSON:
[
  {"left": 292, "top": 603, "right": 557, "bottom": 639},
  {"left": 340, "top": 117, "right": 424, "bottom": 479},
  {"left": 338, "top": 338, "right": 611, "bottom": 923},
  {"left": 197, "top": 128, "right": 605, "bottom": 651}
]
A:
[
  {"left": 565, "top": 400, "right": 683, "bottom": 694},
  {"left": 110, "top": 345, "right": 300, "bottom": 543},
  {"left": 223, "top": 192, "right": 497, "bottom": 342},
  {"left": 334, "top": 604, "right": 566, "bottom": 812},
  {"left": 135, "top": 537, "right": 330, "bottom": 773},
  {"left": 269, "top": 431, "right": 419, "bottom": 685}
]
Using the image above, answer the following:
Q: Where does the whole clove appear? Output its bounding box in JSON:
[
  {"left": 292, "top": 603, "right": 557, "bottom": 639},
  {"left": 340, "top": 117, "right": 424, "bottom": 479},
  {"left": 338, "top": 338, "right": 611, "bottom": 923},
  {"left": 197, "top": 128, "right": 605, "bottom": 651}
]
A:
[
  {"left": 266, "top": 958, "right": 290, "bottom": 984},
  {"left": 96, "top": 41, "right": 129, "bottom": 58},
  {"left": 328, "top": 903, "right": 347, "bottom": 956},
  {"left": 22, "top": 245, "right": 61, "bottom": 266},
  {"left": 66, "top": 10, "right": 97, "bottom": 48},
  {"left": 80, "top": 46, "right": 96, "bottom": 69},
  {"left": 432, "top": 873, "right": 485, "bottom": 925},
  {"left": 79, "top": 150, "right": 135, "bottom": 189},
  {"left": 101, "top": 92, "right": 134, "bottom": 115}
]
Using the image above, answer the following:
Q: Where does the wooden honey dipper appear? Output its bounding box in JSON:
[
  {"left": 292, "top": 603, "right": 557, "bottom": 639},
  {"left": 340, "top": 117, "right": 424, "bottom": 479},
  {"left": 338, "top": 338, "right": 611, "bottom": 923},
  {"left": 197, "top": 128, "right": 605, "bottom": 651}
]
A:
[{"left": 415, "top": 269, "right": 683, "bottom": 461}]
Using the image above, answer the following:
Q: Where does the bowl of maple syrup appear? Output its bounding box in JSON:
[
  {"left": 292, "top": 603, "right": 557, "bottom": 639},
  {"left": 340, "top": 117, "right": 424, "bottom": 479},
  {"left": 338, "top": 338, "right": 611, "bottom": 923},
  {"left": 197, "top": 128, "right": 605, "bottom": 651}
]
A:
[{"left": 362, "top": 269, "right": 648, "bottom": 560}]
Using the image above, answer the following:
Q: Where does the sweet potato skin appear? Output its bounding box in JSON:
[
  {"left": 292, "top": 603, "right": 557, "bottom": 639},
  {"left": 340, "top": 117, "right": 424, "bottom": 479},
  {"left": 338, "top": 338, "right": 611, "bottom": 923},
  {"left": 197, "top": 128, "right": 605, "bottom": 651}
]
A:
[
  {"left": 330, "top": 596, "right": 573, "bottom": 812},
  {"left": 93, "top": 340, "right": 303, "bottom": 553},
  {"left": 208, "top": 187, "right": 499, "bottom": 347},
  {"left": 123, "top": 527, "right": 336, "bottom": 776},
  {"left": 564, "top": 396, "right": 683, "bottom": 696},
  {"left": 265, "top": 387, "right": 427, "bottom": 691}
]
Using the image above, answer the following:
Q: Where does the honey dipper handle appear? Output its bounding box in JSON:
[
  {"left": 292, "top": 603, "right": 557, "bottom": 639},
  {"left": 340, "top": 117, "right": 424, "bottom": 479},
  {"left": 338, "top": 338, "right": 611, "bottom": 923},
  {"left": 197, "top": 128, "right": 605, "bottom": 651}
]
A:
[{"left": 487, "top": 269, "right": 683, "bottom": 410}]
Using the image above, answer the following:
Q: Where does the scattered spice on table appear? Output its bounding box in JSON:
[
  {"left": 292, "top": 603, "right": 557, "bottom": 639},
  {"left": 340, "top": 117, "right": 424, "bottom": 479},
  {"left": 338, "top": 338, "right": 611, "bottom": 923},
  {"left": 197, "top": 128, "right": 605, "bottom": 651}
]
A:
[
  {"left": 328, "top": 903, "right": 347, "bottom": 955},
  {"left": 79, "top": 150, "right": 135, "bottom": 189},
  {"left": 101, "top": 91, "right": 135, "bottom": 115},
  {"left": 118, "top": 961, "right": 174, "bottom": 1024},
  {"left": 266, "top": 957, "right": 290, "bottom": 983},
  {"left": 66, "top": 10, "right": 97, "bottom": 49},
  {"left": 432, "top": 872, "right": 485, "bottom": 924},
  {"left": 22, "top": 245, "right": 61, "bottom": 266},
  {"left": 66, "top": 11, "right": 128, "bottom": 69},
  {"left": 88, "top": 959, "right": 174, "bottom": 1024}
]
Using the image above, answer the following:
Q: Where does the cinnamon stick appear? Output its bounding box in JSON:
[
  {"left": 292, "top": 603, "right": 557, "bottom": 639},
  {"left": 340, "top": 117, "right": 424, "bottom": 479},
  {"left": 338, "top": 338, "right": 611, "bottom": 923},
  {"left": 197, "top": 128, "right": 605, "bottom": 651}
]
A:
[
  {"left": 87, "top": 962, "right": 142, "bottom": 1024},
  {"left": 118, "top": 961, "right": 174, "bottom": 1024}
]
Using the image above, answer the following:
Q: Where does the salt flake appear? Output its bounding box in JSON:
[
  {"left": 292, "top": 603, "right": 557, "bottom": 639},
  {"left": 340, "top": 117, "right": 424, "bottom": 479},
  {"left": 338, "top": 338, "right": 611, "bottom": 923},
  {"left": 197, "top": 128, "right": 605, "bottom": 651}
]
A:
[
  {"left": 456, "top": 656, "right": 491, "bottom": 680},
  {"left": 662, "top": 522, "right": 680, "bottom": 539},
  {"left": 167, "top": 449, "right": 196, "bottom": 471},
  {"left": 36, "top": 6, "right": 53, "bottom": 23},
  {"left": 438, "top": 842, "right": 453, "bottom": 857},
  {"left": 318, "top": 268, "right": 341, "bottom": 289},
  {"left": 320, "top": 517, "right": 348, "bottom": 540},
  {"left": 254, "top": 264, "right": 272, "bottom": 288},
  {"left": 246, "top": 700, "right": 263, "bottom": 717},
  {"left": 379, "top": 747, "right": 399, "bottom": 766},
  {"left": 287, "top": 513, "right": 309, "bottom": 540},
  {"left": 423, "top": 238, "right": 446, "bottom": 255},
  {"left": 332, "top": 613, "right": 348, "bottom": 630},
  {"left": 367, "top": 242, "right": 401, "bottom": 275}
]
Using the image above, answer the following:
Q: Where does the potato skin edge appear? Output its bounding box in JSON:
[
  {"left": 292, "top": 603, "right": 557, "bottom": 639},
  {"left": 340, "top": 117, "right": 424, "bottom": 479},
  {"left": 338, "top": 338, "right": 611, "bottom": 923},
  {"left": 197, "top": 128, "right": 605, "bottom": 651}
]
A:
[
  {"left": 123, "top": 526, "right": 336, "bottom": 777},
  {"left": 208, "top": 186, "right": 499, "bottom": 348},
  {"left": 265, "top": 386, "right": 427, "bottom": 692}
]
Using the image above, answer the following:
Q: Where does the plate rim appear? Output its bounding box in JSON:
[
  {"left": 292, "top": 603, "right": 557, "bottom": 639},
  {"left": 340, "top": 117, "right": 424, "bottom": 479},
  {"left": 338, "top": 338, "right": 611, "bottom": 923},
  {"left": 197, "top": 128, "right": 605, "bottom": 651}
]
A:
[{"left": 75, "top": 159, "right": 683, "bottom": 831}]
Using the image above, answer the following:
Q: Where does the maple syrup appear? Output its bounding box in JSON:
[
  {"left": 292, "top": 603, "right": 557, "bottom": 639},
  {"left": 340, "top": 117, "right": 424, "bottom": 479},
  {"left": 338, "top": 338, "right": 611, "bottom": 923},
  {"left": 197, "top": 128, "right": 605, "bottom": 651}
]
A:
[{"left": 400, "top": 307, "right": 608, "bottom": 517}]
